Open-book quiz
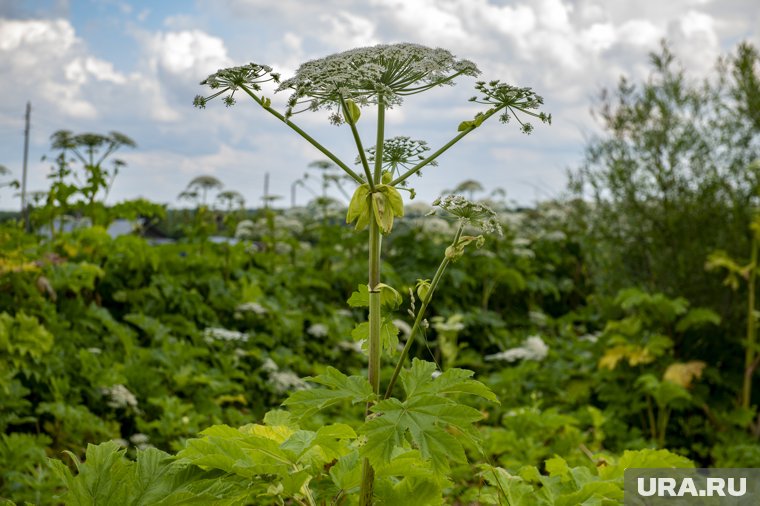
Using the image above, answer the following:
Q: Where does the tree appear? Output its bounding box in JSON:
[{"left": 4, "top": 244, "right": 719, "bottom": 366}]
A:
[{"left": 569, "top": 41, "right": 760, "bottom": 393}]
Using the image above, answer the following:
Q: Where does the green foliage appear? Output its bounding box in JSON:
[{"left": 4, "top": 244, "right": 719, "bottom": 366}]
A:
[{"left": 478, "top": 449, "right": 692, "bottom": 505}]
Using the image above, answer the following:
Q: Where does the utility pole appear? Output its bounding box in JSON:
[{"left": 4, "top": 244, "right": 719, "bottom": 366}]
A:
[{"left": 21, "top": 102, "right": 30, "bottom": 231}]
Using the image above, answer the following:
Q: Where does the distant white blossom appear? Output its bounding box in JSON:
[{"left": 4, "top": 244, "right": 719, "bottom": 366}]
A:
[
  {"left": 513, "top": 247, "right": 536, "bottom": 259},
  {"left": 236, "top": 301, "right": 267, "bottom": 314},
  {"left": 579, "top": 331, "right": 601, "bottom": 343},
  {"left": 485, "top": 335, "right": 549, "bottom": 362},
  {"left": 542, "top": 230, "right": 567, "bottom": 242},
  {"left": 204, "top": 327, "right": 249, "bottom": 343},
  {"left": 499, "top": 211, "right": 525, "bottom": 228},
  {"left": 432, "top": 317, "right": 465, "bottom": 334},
  {"left": 235, "top": 219, "right": 257, "bottom": 240},
  {"left": 512, "top": 237, "right": 531, "bottom": 248},
  {"left": 130, "top": 433, "right": 149, "bottom": 445},
  {"left": 260, "top": 357, "right": 308, "bottom": 393},
  {"left": 419, "top": 217, "right": 451, "bottom": 235},
  {"left": 307, "top": 323, "right": 329, "bottom": 338},
  {"left": 101, "top": 384, "right": 139, "bottom": 409},
  {"left": 261, "top": 358, "right": 279, "bottom": 373},
  {"left": 393, "top": 319, "right": 412, "bottom": 340},
  {"left": 338, "top": 340, "right": 364, "bottom": 353},
  {"left": 528, "top": 310, "right": 548, "bottom": 327},
  {"left": 270, "top": 371, "right": 308, "bottom": 393},
  {"left": 405, "top": 202, "right": 434, "bottom": 216}
]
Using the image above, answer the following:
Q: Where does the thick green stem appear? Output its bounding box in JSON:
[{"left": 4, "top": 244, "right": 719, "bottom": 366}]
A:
[
  {"left": 238, "top": 84, "right": 364, "bottom": 184},
  {"left": 385, "top": 224, "right": 465, "bottom": 399},
  {"left": 390, "top": 106, "right": 504, "bottom": 186},
  {"left": 743, "top": 236, "right": 758, "bottom": 409},
  {"left": 360, "top": 97, "right": 386, "bottom": 506}
]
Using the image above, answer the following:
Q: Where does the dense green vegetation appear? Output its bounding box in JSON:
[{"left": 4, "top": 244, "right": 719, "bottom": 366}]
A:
[{"left": 1, "top": 41, "right": 759, "bottom": 504}]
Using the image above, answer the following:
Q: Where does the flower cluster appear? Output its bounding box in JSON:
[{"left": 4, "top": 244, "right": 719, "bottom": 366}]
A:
[
  {"left": 430, "top": 195, "right": 503, "bottom": 236},
  {"left": 358, "top": 136, "right": 437, "bottom": 182},
  {"left": 307, "top": 323, "right": 329, "bottom": 338},
  {"left": 203, "top": 327, "right": 249, "bottom": 343},
  {"left": 485, "top": 335, "right": 549, "bottom": 362},
  {"left": 469, "top": 80, "right": 551, "bottom": 134},
  {"left": 277, "top": 43, "right": 480, "bottom": 118},
  {"left": 194, "top": 63, "right": 280, "bottom": 108},
  {"left": 101, "top": 384, "right": 139, "bottom": 410},
  {"left": 261, "top": 358, "right": 308, "bottom": 394},
  {"left": 236, "top": 301, "right": 267, "bottom": 315}
]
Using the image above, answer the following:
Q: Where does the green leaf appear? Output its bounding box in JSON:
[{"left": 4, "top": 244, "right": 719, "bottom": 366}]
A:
[
  {"left": 347, "top": 284, "right": 370, "bottom": 308},
  {"left": 330, "top": 451, "right": 362, "bottom": 492},
  {"left": 351, "top": 321, "right": 369, "bottom": 342},
  {"left": 131, "top": 448, "right": 177, "bottom": 506},
  {"left": 49, "top": 441, "right": 132, "bottom": 506},
  {"left": 372, "top": 191, "right": 393, "bottom": 234},
  {"left": 344, "top": 99, "right": 361, "bottom": 124},
  {"left": 544, "top": 455, "right": 570, "bottom": 481},
  {"left": 382, "top": 185, "right": 404, "bottom": 219},
  {"left": 675, "top": 307, "right": 721, "bottom": 332},
  {"left": 177, "top": 425, "right": 293, "bottom": 477},
  {"left": 376, "top": 283, "right": 403, "bottom": 308},
  {"left": 360, "top": 393, "right": 484, "bottom": 473},
  {"left": 479, "top": 465, "right": 537, "bottom": 506},
  {"left": 599, "top": 449, "right": 694, "bottom": 480},
  {"left": 346, "top": 184, "right": 371, "bottom": 231},
  {"left": 283, "top": 368, "right": 375, "bottom": 419},
  {"left": 380, "top": 319, "right": 400, "bottom": 354},
  {"left": 458, "top": 120, "right": 475, "bottom": 131},
  {"left": 400, "top": 358, "right": 499, "bottom": 402}
]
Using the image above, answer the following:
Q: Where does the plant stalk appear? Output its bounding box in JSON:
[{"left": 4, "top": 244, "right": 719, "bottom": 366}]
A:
[
  {"left": 743, "top": 235, "right": 758, "bottom": 409},
  {"left": 385, "top": 224, "right": 464, "bottom": 399},
  {"left": 360, "top": 97, "right": 386, "bottom": 506}
]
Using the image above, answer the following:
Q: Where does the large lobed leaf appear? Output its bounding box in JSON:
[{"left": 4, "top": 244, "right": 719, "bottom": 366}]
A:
[{"left": 360, "top": 359, "right": 497, "bottom": 473}]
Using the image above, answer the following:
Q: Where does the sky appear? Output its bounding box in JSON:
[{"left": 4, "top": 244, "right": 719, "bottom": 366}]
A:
[{"left": 0, "top": 0, "right": 758, "bottom": 210}]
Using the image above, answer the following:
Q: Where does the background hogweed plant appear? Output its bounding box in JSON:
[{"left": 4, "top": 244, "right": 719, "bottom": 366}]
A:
[{"left": 196, "top": 42, "right": 549, "bottom": 505}]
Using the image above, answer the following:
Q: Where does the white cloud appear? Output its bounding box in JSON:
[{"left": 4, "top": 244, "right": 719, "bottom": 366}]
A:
[
  {"left": 148, "top": 30, "right": 232, "bottom": 75},
  {"left": 318, "top": 11, "right": 379, "bottom": 49},
  {"left": 0, "top": 18, "right": 100, "bottom": 117}
]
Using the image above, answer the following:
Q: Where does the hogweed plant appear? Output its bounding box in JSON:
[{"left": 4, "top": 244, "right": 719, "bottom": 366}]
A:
[{"left": 116, "top": 43, "right": 549, "bottom": 505}]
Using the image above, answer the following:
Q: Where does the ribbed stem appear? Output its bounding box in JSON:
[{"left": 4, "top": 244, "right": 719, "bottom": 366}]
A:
[{"left": 359, "top": 97, "right": 386, "bottom": 506}]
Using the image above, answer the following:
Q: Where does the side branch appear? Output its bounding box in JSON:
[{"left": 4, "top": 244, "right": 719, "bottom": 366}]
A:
[
  {"left": 390, "top": 106, "right": 504, "bottom": 186},
  {"left": 239, "top": 84, "right": 364, "bottom": 184}
]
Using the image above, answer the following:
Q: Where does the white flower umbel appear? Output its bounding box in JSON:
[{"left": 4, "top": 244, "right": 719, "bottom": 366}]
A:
[
  {"left": 359, "top": 136, "right": 437, "bottom": 184},
  {"left": 485, "top": 335, "right": 549, "bottom": 363},
  {"left": 469, "top": 80, "right": 551, "bottom": 134},
  {"left": 430, "top": 195, "right": 503, "bottom": 236},
  {"left": 203, "top": 327, "right": 249, "bottom": 343},
  {"left": 278, "top": 43, "right": 479, "bottom": 119}
]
